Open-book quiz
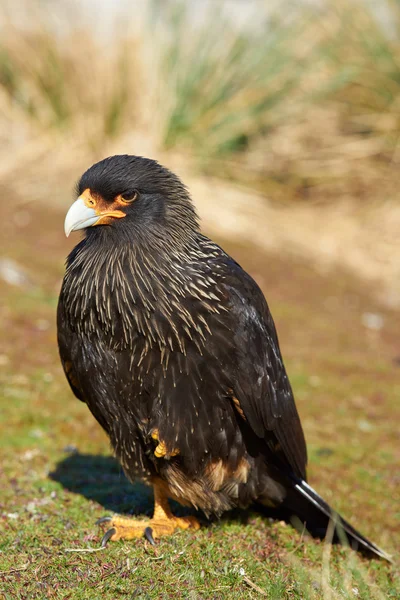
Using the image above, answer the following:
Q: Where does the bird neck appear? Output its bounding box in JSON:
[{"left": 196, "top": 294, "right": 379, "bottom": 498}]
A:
[
  {"left": 62, "top": 228, "right": 226, "bottom": 351},
  {"left": 79, "top": 222, "right": 198, "bottom": 281}
]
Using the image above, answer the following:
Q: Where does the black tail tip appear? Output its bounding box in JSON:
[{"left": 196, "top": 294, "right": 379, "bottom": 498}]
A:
[{"left": 289, "top": 514, "right": 393, "bottom": 563}]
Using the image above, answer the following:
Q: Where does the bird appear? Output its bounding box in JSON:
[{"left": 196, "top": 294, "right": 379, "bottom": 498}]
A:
[{"left": 57, "top": 154, "right": 390, "bottom": 560}]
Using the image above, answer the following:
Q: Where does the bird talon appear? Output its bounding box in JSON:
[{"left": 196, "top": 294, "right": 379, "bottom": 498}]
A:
[
  {"left": 144, "top": 526, "right": 156, "bottom": 545},
  {"left": 95, "top": 516, "right": 113, "bottom": 525},
  {"left": 101, "top": 527, "right": 117, "bottom": 548}
]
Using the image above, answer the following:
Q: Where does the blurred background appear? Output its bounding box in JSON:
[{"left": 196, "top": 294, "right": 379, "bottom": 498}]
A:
[
  {"left": 0, "top": 0, "right": 399, "bottom": 596},
  {"left": 1, "top": 0, "right": 400, "bottom": 304}
]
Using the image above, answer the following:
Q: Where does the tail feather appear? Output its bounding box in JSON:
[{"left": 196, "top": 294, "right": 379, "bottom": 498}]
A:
[{"left": 282, "top": 479, "right": 392, "bottom": 561}]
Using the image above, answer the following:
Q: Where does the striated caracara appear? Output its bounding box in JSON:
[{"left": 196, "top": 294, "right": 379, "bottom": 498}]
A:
[{"left": 57, "top": 155, "right": 390, "bottom": 559}]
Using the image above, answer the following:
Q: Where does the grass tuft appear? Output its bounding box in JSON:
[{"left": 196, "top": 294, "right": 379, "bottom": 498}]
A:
[{"left": 2, "top": 1, "right": 400, "bottom": 203}]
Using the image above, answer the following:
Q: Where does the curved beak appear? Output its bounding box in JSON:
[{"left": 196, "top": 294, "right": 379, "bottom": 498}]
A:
[{"left": 64, "top": 197, "right": 99, "bottom": 237}]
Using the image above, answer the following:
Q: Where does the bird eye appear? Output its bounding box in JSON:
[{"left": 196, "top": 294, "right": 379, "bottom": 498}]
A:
[{"left": 120, "top": 190, "right": 139, "bottom": 203}]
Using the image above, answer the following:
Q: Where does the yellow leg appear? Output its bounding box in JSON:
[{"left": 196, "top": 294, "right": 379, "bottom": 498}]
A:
[{"left": 97, "top": 481, "right": 200, "bottom": 544}]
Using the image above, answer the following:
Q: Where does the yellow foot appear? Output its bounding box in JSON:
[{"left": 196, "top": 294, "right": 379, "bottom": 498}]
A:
[{"left": 96, "top": 514, "right": 200, "bottom": 546}]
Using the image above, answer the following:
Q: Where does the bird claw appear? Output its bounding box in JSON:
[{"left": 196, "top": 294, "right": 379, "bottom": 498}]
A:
[
  {"left": 95, "top": 512, "right": 199, "bottom": 545},
  {"left": 144, "top": 526, "right": 156, "bottom": 545},
  {"left": 101, "top": 527, "right": 117, "bottom": 548},
  {"left": 95, "top": 516, "right": 113, "bottom": 525}
]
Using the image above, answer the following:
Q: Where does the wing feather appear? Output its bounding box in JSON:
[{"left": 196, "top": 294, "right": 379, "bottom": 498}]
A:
[{"left": 221, "top": 259, "right": 307, "bottom": 480}]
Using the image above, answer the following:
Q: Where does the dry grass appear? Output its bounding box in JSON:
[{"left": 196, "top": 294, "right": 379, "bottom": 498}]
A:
[
  {"left": 0, "top": 0, "right": 400, "bottom": 304},
  {"left": 1, "top": 0, "right": 400, "bottom": 203}
]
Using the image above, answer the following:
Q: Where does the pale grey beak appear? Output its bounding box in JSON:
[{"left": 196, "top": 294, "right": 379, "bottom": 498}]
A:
[{"left": 64, "top": 196, "right": 99, "bottom": 237}]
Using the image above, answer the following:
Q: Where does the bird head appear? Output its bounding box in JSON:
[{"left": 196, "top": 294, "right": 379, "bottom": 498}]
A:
[{"left": 64, "top": 155, "right": 199, "bottom": 246}]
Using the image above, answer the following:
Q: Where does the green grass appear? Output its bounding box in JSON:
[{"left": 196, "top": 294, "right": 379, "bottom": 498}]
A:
[
  {"left": 0, "top": 204, "right": 398, "bottom": 598},
  {"left": 151, "top": 1, "right": 311, "bottom": 153}
]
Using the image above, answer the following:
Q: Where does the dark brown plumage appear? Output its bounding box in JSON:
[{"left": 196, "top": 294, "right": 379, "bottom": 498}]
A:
[{"left": 57, "top": 155, "right": 390, "bottom": 559}]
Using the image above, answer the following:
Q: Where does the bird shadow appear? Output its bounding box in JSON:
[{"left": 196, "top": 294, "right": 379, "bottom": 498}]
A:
[
  {"left": 49, "top": 451, "right": 251, "bottom": 526},
  {"left": 50, "top": 452, "right": 155, "bottom": 517}
]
